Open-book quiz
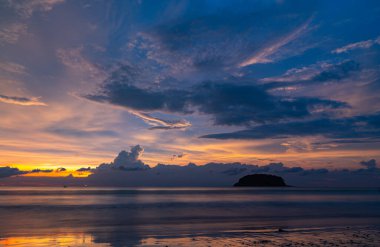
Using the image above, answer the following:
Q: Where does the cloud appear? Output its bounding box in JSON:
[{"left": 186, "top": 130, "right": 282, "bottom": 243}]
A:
[
  {"left": 189, "top": 83, "right": 348, "bottom": 126},
  {"left": 332, "top": 36, "right": 380, "bottom": 54},
  {"left": 312, "top": 60, "right": 360, "bottom": 82},
  {"left": 84, "top": 72, "right": 192, "bottom": 130},
  {"left": 171, "top": 153, "right": 188, "bottom": 160},
  {"left": 9, "top": 0, "right": 65, "bottom": 17},
  {"left": 262, "top": 60, "right": 361, "bottom": 90},
  {"left": 360, "top": 159, "right": 377, "bottom": 169},
  {"left": 85, "top": 79, "right": 348, "bottom": 127},
  {"left": 0, "top": 94, "right": 47, "bottom": 106},
  {"left": 128, "top": 110, "right": 191, "bottom": 130},
  {"left": 85, "top": 149, "right": 380, "bottom": 187},
  {"left": 0, "top": 61, "right": 27, "bottom": 75},
  {"left": 0, "top": 166, "right": 27, "bottom": 178},
  {"left": 2, "top": 149, "right": 379, "bottom": 187},
  {"left": 201, "top": 112, "right": 380, "bottom": 140},
  {"left": 83, "top": 3, "right": 321, "bottom": 130},
  {"left": 121, "top": 2, "right": 317, "bottom": 85},
  {"left": 76, "top": 167, "right": 93, "bottom": 172},
  {"left": 239, "top": 17, "right": 313, "bottom": 67},
  {"left": 31, "top": 169, "right": 54, "bottom": 173},
  {"left": 56, "top": 48, "right": 106, "bottom": 81},
  {"left": 96, "top": 145, "right": 150, "bottom": 171},
  {"left": 56, "top": 167, "right": 66, "bottom": 172},
  {"left": 0, "top": 23, "right": 27, "bottom": 44}
]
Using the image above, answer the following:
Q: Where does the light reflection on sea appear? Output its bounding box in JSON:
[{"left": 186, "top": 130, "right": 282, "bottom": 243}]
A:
[{"left": 0, "top": 187, "right": 379, "bottom": 246}]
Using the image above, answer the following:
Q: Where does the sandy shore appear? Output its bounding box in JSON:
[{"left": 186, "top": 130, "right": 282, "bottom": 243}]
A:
[
  {"left": 139, "top": 226, "right": 380, "bottom": 246},
  {"left": 1, "top": 226, "right": 379, "bottom": 246}
]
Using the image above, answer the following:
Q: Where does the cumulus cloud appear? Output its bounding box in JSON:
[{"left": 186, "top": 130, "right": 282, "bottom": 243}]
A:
[
  {"left": 96, "top": 145, "right": 150, "bottom": 171},
  {"left": 332, "top": 36, "right": 380, "bottom": 54},
  {"left": 2, "top": 148, "right": 379, "bottom": 187},
  {"left": 85, "top": 149, "right": 380, "bottom": 187},
  {"left": 0, "top": 166, "right": 27, "bottom": 178},
  {"left": 0, "top": 94, "right": 47, "bottom": 106}
]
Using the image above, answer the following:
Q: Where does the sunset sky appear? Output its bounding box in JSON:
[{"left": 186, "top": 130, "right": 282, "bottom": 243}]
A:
[{"left": 1, "top": 0, "right": 380, "bottom": 177}]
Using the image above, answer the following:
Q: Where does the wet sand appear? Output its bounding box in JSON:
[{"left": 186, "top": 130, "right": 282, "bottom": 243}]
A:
[
  {"left": 1, "top": 226, "right": 380, "bottom": 246},
  {"left": 142, "top": 227, "right": 380, "bottom": 246}
]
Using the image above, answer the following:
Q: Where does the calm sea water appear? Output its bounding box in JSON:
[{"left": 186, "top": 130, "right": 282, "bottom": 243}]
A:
[{"left": 0, "top": 187, "right": 379, "bottom": 246}]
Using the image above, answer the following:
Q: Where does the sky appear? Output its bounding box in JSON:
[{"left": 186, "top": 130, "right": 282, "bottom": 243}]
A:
[{"left": 1, "top": 0, "right": 380, "bottom": 185}]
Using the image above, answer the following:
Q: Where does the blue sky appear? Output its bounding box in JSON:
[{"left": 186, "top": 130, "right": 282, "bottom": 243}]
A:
[{"left": 1, "top": 0, "right": 380, "bottom": 173}]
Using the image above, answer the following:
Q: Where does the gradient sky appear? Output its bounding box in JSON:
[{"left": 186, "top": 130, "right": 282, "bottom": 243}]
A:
[{"left": 1, "top": 0, "right": 380, "bottom": 175}]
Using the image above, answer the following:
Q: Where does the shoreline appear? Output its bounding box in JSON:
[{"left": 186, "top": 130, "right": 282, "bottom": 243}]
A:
[{"left": 1, "top": 225, "right": 380, "bottom": 246}]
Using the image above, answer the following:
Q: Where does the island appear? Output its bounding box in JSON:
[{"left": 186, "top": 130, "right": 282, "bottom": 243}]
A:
[{"left": 233, "top": 174, "right": 288, "bottom": 187}]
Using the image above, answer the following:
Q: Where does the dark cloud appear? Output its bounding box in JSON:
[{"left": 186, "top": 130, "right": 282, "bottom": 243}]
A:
[
  {"left": 360, "top": 159, "right": 377, "bottom": 169},
  {"left": 263, "top": 60, "right": 361, "bottom": 90},
  {"left": 0, "top": 166, "right": 27, "bottom": 178},
  {"left": 56, "top": 167, "right": 66, "bottom": 172},
  {"left": 85, "top": 80, "right": 348, "bottom": 126},
  {"left": 76, "top": 167, "right": 93, "bottom": 172},
  {"left": 171, "top": 153, "right": 187, "bottom": 160},
  {"left": 312, "top": 60, "right": 360, "bottom": 82},
  {"left": 31, "top": 169, "right": 53, "bottom": 173},
  {"left": 190, "top": 82, "right": 348, "bottom": 125},
  {"left": 201, "top": 112, "right": 380, "bottom": 140},
  {"left": 0, "top": 94, "right": 47, "bottom": 106},
  {"left": 85, "top": 82, "right": 190, "bottom": 113}
]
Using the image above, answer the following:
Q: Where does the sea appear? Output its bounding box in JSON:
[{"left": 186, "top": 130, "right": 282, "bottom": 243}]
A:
[{"left": 0, "top": 187, "right": 379, "bottom": 246}]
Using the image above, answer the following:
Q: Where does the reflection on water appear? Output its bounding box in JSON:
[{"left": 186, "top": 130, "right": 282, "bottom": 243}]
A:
[
  {"left": 0, "top": 187, "right": 379, "bottom": 246},
  {"left": 0, "top": 234, "right": 106, "bottom": 247}
]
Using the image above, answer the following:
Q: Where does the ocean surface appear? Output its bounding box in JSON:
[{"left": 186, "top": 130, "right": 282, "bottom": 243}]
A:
[{"left": 0, "top": 187, "right": 379, "bottom": 246}]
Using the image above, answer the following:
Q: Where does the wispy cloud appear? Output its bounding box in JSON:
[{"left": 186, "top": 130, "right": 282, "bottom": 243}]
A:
[
  {"left": 0, "top": 61, "right": 27, "bottom": 75},
  {"left": 332, "top": 36, "right": 380, "bottom": 54},
  {"left": 0, "top": 23, "right": 27, "bottom": 44},
  {"left": 239, "top": 17, "right": 313, "bottom": 67},
  {"left": 128, "top": 110, "right": 191, "bottom": 130},
  {"left": 56, "top": 48, "right": 106, "bottom": 81},
  {"left": 0, "top": 94, "right": 47, "bottom": 106},
  {"left": 9, "top": 0, "right": 65, "bottom": 17}
]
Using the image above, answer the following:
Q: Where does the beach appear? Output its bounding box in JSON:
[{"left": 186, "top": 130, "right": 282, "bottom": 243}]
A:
[{"left": 0, "top": 187, "right": 379, "bottom": 246}]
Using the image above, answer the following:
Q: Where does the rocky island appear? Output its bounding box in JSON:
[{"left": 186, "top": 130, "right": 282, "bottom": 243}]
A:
[{"left": 234, "top": 174, "right": 288, "bottom": 187}]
